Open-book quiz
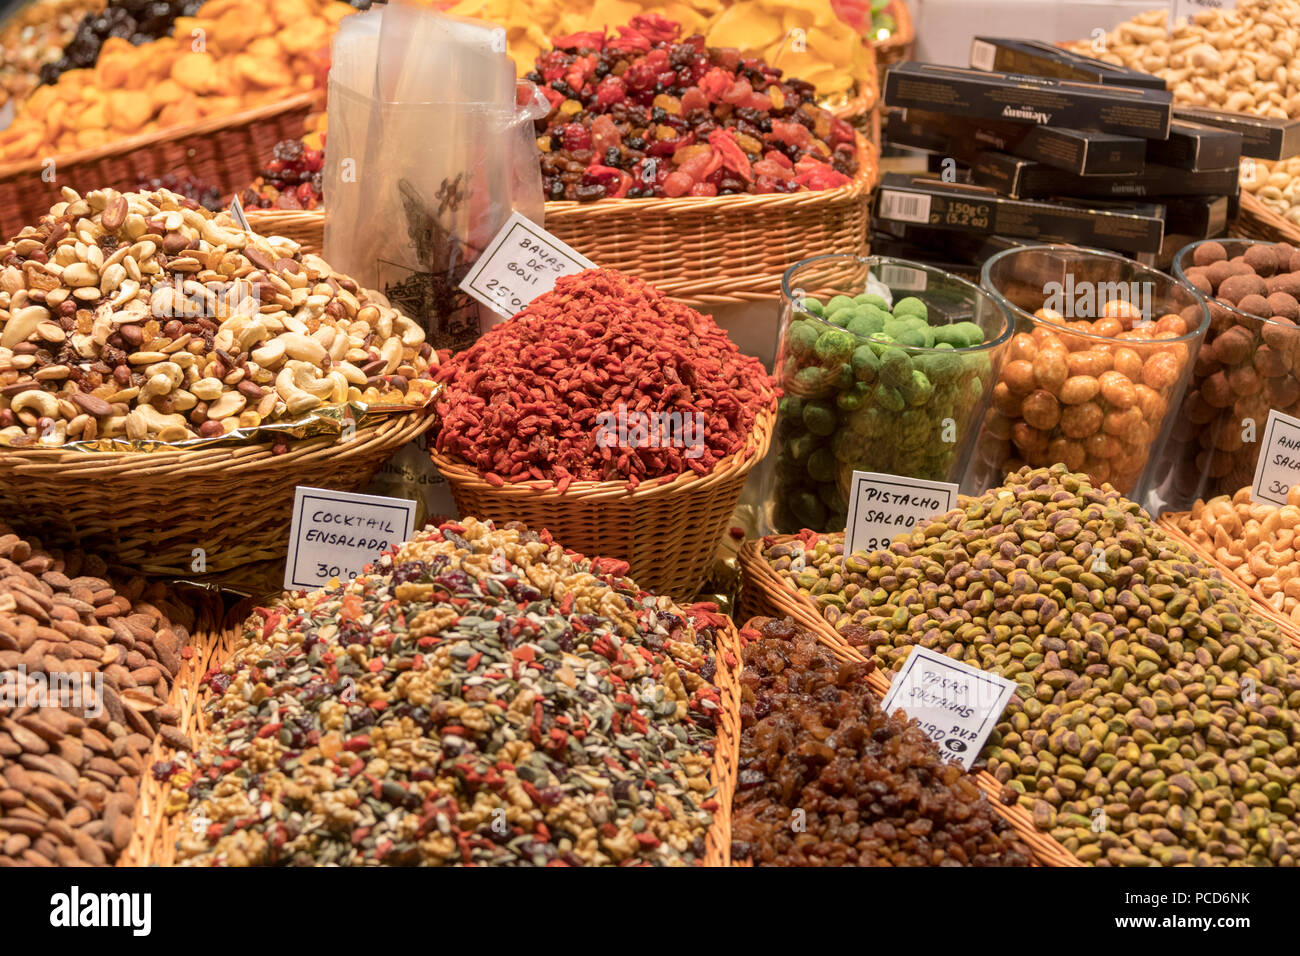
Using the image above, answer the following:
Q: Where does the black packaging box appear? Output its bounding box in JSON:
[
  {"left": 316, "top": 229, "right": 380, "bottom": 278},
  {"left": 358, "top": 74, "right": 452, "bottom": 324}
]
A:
[
  {"left": 1173, "top": 106, "right": 1300, "bottom": 161},
  {"left": 884, "top": 62, "right": 1173, "bottom": 139},
  {"left": 874, "top": 172, "right": 1166, "bottom": 253},
  {"left": 970, "top": 37, "right": 1169, "bottom": 91},
  {"left": 972, "top": 150, "right": 1239, "bottom": 199},
  {"left": 1163, "top": 195, "right": 1230, "bottom": 240},
  {"left": 1146, "top": 120, "right": 1242, "bottom": 171},
  {"left": 887, "top": 107, "right": 1146, "bottom": 175}
]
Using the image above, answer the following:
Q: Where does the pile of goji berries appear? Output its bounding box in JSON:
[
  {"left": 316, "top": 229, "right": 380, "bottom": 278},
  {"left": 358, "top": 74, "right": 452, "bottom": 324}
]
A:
[{"left": 434, "top": 269, "right": 777, "bottom": 490}]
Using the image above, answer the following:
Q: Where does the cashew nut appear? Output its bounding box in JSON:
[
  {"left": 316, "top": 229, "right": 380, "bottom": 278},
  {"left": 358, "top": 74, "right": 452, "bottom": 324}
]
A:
[{"left": 10, "top": 389, "right": 58, "bottom": 423}]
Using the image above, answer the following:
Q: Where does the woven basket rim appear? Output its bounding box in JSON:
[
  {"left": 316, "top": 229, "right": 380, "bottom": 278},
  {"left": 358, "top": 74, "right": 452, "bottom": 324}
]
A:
[
  {"left": 0, "top": 91, "right": 318, "bottom": 179},
  {"left": 241, "top": 134, "right": 878, "bottom": 225},
  {"left": 544, "top": 132, "right": 877, "bottom": 218},
  {"left": 430, "top": 402, "right": 775, "bottom": 500},
  {"left": 1236, "top": 191, "right": 1300, "bottom": 245},
  {"left": 873, "top": 0, "right": 916, "bottom": 51},
  {"left": 0, "top": 406, "right": 432, "bottom": 471}
]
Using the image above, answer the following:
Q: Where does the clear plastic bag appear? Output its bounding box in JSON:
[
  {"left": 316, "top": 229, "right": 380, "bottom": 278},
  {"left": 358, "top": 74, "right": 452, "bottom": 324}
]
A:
[{"left": 323, "top": 1, "right": 545, "bottom": 352}]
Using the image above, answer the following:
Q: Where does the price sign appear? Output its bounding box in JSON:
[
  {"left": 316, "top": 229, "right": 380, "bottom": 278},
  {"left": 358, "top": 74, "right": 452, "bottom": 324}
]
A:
[
  {"left": 1250, "top": 409, "right": 1300, "bottom": 507},
  {"left": 844, "top": 471, "right": 959, "bottom": 558},
  {"left": 228, "top": 194, "right": 251, "bottom": 232},
  {"left": 459, "top": 211, "right": 596, "bottom": 320},
  {"left": 284, "top": 486, "right": 417, "bottom": 591},
  {"left": 1173, "top": 0, "right": 1237, "bottom": 25},
  {"left": 880, "top": 646, "right": 1016, "bottom": 770}
]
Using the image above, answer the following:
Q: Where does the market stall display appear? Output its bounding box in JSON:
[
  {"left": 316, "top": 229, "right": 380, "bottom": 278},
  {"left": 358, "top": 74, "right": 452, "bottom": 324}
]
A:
[
  {"left": 170, "top": 517, "right": 740, "bottom": 866},
  {"left": 970, "top": 245, "right": 1207, "bottom": 498},
  {"left": 1150, "top": 238, "right": 1300, "bottom": 506},
  {"left": 768, "top": 254, "right": 1009, "bottom": 534},
  {"left": 732, "top": 615, "right": 1034, "bottom": 866},
  {"left": 431, "top": 267, "right": 776, "bottom": 597},
  {"left": 0, "top": 184, "right": 437, "bottom": 573},
  {"left": 0, "top": 524, "right": 221, "bottom": 866},
  {"left": 753, "top": 465, "right": 1300, "bottom": 865}
]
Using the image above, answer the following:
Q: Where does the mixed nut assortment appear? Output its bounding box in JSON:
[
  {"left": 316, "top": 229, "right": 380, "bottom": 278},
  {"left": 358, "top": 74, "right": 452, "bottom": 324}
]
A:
[
  {"left": 762, "top": 466, "right": 1300, "bottom": 865},
  {"left": 0, "top": 186, "right": 436, "bottom": 447},
  {"left": 1166, "top": 239, "right": 1300, "bottom": 500},
  {"left": 176, "top": 518, "right": 726, "bottom": 866},
  {"left": 0, "top": 524, "right": 193, "bottom": 866},
  {"left": 731, "top": 616, "right": 1033, "bottom": 866},
  {"left": 434, "top": 268, "right": 776, "bottom": 489},
  {"left": 1172, "top": 484, "right": 1300, "bottom": 627},
  {"left": 530, "top": 15, "right": 860, "bottom": 201}
]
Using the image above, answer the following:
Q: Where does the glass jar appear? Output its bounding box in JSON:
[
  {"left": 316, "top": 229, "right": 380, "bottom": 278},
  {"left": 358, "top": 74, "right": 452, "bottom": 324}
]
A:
[
  {"left": 972, "top": 245, "right": 1208, "bottom": 499},
  {"left": 765, "top": 254, "right": 1012, "bottom": 535},
  {"left": 1147, "top": 238, "right": 1300, "bottom": 509}
]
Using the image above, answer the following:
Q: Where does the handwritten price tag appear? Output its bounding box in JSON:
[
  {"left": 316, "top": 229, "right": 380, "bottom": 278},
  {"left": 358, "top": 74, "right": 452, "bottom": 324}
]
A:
[
  {"left": 844, "top": 471, "right": 959, "bottom": 559},
  {"left": 880, "top": 646, "right": 1016, "bottom": 770},
  {"left": 1251, "top": 409, "right": 1300, "bottom": 507},
  {"left": 459, "top": 211, "right": 596, "bottom": 320},
  {"left": 1173, "top": 0, "right": 1237, "bottom": 25},
  {"left": 284, "top": 486, "right": 417, "bottom": 591}
]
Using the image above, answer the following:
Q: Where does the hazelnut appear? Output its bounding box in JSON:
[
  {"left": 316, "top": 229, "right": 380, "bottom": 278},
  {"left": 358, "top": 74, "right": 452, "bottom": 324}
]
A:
[
  {"left": 1244, "top": 244, "right": 1279, "bottom": 277},
  {"left": 1218, "top": 273, "right": 1268, "bottom": 305},
  {"left": 1193, "top": 241, "right": 1228, "bottom": 267},
  {"left": 1267, "top": 292, "right": 1300, "bottom": 321}
]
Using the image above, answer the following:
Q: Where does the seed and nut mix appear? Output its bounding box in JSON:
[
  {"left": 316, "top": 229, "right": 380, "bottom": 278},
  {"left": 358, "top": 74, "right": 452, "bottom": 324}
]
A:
[
  {"left": 0, "top": 186, "right": 437, "bottom": 447},
  {"left": 1172, "top": 484, "right": 1300, "bottom": 627},
  {"left": 763, "top": 466, "right": 1300, "bottom": 865},
  {"left": 731, "top": 616, "right": 1032, "bottom": 867},
  {"left": 177, "top": 518, "right": 727, "bottom": 866},
  {"left": 0, "top": 524, "right": 191, "bottom": 866}
]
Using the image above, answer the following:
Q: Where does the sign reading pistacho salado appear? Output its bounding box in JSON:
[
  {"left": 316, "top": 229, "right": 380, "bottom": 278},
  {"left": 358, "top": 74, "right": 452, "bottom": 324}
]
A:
[
  {"left": 844, "top": 470, "right": 959, "bottom": 559},
  {"left": 284, "top": 486, "right": 417, "bottom": 591}
]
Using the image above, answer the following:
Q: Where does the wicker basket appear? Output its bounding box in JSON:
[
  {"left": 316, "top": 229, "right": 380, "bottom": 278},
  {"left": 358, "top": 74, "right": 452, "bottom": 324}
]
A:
[
  {"left": 871, "top": 0, "right": 916, "bottom": 77},
  {"left": 1229, "top": 191, "right": 1300, "bottom": 245},
  {"left": 0, "top": 92, "right": 315, "bottom": 238},
  {"left": 129, "top": 599, "right": 743, "bottom": 866},
  {"left": 430, "top": 406, "right": 774, "bottom": 601},
  {"left": 0, "top": 408, "right": 432, "bottom": 576},
  {"left": 1157, "top": 512, "right": 1300, "bottom": 651},
  {"left": 244, "top": 135, "right": 879, "bottom": 301},
  {"left": 119, "top": 586, "right": 231, "bottom": 868},
  {"left": 738, "top": 538, "right": 1088, "bottom": 867}
]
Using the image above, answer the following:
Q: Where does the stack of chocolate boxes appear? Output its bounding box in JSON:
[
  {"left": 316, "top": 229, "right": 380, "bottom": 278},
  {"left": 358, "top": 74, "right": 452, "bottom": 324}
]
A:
[{"left": 876, "top": 39, "right": 1247, "bottom": 275}]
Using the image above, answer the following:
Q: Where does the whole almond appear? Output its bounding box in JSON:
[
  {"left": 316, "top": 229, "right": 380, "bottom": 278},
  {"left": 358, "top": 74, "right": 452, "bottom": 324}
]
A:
[{"left": 100, "top": 195, "right": 128, "bottom": 232}]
